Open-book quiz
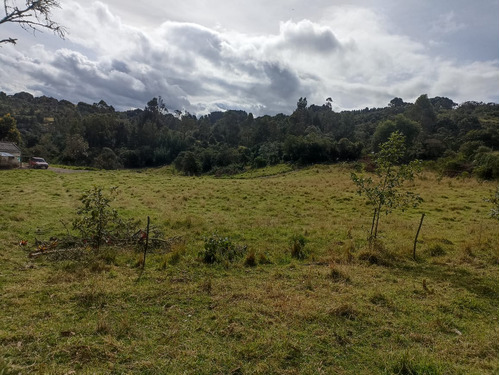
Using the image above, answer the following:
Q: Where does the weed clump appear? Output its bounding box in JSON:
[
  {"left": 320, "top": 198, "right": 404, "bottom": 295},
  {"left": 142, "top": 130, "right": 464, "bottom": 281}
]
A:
[
  {"left": 370, "top": 292, "right": 393, "bottom": 308},
  {"left": 258, "top": 252, "right": 272, "bottom": 265},
  {"left": 358, "top": 240, "right": 394, "bottom": 266},
  {"left": 289, "top": 234, "right": 309, "bottom": 260},
  {"left": 389, "top": 352, "right": 442, "bottom": 375},
  {"left": 426, "top": 243, "right": 447, "bottom": 257},
  {"left": 328, "top": 265, "right": 350, "bottom": 283},
  {"left": 244, "top": 251, "right": 257, "bottom": 267},
  {"left": 330, "top": 304, "right": 358, "bottom": 320},
  {"left": 200, "top": 233, "right": 247, "bottom": 264},
  {"left": 162, "top": 243, "right": 186, "bottom": 268}
]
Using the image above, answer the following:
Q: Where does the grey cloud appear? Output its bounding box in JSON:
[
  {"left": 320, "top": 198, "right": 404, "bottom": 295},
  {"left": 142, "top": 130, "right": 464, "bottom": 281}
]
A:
[
  {"left": 263, "top": 63, "right": 301, "bottom": 100},
  {"left": 276, "top": 20, "right": 341, "bottom": 54},
  {"left": 111, "top": 59, "right": 130, "bottom": 74},
  {"left": 1, "top": 1, "right": 497, "bottom": 116}
]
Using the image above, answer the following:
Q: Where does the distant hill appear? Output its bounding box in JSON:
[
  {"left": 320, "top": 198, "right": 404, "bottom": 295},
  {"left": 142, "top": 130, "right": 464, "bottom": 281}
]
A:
[{"left": 0, "top": 91, "right": 497, "bottom": 179}]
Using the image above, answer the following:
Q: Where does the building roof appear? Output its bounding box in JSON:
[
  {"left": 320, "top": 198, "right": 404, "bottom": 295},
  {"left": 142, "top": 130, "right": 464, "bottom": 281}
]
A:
[{"left": 0, "top": 142, "right": 21, "bottom": 154}]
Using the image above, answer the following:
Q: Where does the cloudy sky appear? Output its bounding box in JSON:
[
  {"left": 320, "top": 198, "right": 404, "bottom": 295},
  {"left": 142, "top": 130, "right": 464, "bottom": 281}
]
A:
[{"left": 1, "top": 0, "right": 498, "bottom": 115}]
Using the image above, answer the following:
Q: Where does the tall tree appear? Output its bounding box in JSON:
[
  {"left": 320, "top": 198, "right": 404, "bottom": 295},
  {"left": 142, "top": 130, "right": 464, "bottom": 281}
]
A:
[
  {"left": 1, "top": 0, "right": 66, "bottom": 44},
  {"left": 408, "top": 94, "right": 436, "bottom": 133},
  {"left": 0, "top": 113, "right": 21, "bottom": 144}
]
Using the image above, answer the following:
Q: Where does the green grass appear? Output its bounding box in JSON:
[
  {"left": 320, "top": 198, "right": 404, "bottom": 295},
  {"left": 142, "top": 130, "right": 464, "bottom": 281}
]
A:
[{"left": 0, "top": 165, "right": 498, "bottom": 374}]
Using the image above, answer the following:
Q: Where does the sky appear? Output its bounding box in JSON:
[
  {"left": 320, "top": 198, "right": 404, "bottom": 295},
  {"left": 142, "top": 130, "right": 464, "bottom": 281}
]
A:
[{"left": 0, "top": 0, "right": 498, "bottom": 116}]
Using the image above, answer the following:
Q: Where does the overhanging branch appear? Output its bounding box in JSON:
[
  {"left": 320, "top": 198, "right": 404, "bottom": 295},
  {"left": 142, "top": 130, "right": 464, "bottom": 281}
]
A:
[{"left": 1, "top": 0, "right": 66, "bottom": 45}]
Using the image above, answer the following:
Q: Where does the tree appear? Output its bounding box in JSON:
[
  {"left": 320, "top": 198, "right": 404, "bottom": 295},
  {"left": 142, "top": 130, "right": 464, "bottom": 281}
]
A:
[
  {"left": 93, "top": 147, "right": 122, "bottom": 170},
  {"left": 0, "top": 113, "right": 21, "bottom": 144},
  {"left": 62, "top": 134, "right": 88, "bottom": 165},
  {"left": 1, "top": 0, "right": 66, "bottom": 45},
  {"left": 408, "top": 94, "right": 436, "bottom": 132},
  {"left": 174, "top": 151, "right": 200, "bottom": 175},
  {"left": 296, "top": 97, "right": 307, "bottom": 110},
  {"left": 389, "top": 97, "right": 405, "bottom": 107},
  {"left": 372, "top": 114, "right": 421, "bottom": 152},
  {"left": 351, "top": 131, "right": 423, "bottom": 240}
]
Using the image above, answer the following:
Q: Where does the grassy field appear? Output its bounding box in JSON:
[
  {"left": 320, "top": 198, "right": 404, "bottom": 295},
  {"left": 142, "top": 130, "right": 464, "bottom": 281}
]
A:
[{"left": 0, "top": 164, "right": 498, "bottom": 374}]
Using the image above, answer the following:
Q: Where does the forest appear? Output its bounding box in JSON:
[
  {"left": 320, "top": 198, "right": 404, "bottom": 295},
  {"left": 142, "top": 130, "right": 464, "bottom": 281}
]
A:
[{"left": 0, "top": 91, "right": 498, "bottom": 179}]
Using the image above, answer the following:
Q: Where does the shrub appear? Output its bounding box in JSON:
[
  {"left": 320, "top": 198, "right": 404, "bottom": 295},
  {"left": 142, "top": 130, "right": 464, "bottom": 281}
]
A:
[
  {"left": 73, "top": 186, "right": 127, "bottom": 251},
  {"left": 200, "top": 233, "right": 247, "bottom": 264},
  {"left": 174, "top": 151, "right": 200, "bottom": 176},
  {"left": 473, "top": 152, "right": 498, "bottom": 180},
  {"left": 252, "top": 156, "right": 267, "bottom": 169}
]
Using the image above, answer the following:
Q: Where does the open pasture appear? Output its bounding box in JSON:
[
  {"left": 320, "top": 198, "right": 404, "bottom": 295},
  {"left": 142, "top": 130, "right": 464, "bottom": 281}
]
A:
[{"left": 0, "top": 165, "right": 498, "bottom": 374}]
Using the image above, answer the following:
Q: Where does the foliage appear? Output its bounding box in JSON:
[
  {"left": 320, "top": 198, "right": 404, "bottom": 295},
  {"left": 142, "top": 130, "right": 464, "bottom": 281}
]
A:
[
  {"left": 92, "top": 147, "right": 122, "bottom": 170},
  {"left": 0, "top": 92, "right": 497, "bottom": 180},
  {"left": 174, "top": 151, "right": 200, "bottom": 175},
  {"left": 62, "top": 134, "right": 89, "bottom": 165},
  {"left": 0, "top": 113, "right": 21, "bottom": 144},
  {"left": 72, "top": 186, "right": 126, "bottom": 251},
  {"left": 473, "top": 151, "right": 498, "bottom": 180},
  {"left": 351, "top": 131, "right": 423, "bottom": 239},
  {"left": 200, "top": 233, "right": 247, "bottom": 264},
  {"left": 485, "top": 188, "right": 499, "bottom": 218},
  {"left": 372, "top": 114, "right": 421, "bottom": 153}
]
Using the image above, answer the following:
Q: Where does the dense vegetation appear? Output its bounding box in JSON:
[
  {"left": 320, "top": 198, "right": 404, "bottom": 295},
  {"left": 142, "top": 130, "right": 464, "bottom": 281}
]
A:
[{"left": 0, "top": 92, "right": 498, "bottom": 179}]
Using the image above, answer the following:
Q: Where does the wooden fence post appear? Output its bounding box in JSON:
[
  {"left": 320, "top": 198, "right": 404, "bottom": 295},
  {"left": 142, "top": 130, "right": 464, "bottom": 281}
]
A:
[
  {"left": 413, "top": 213, "right": 425, "bottom": 260},
  {"left": 142, "top": 216, "right": 150, "bottom": 270}
]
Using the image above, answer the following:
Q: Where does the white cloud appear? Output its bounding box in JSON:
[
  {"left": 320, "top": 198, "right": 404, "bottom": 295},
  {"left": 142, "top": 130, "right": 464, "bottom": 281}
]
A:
[{"left": 1, "top": 1, "right": 497, "bottom": 115}]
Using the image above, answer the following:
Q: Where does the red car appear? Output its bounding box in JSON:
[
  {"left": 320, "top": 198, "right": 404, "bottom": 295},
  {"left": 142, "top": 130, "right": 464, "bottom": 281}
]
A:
[{"left": 29, "top": 157, "right": 49, "bottom": 169}]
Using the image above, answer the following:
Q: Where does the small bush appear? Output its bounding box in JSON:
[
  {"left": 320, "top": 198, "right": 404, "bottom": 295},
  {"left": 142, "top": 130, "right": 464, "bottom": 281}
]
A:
[
  {"left": 200, "top": 233, "right": 247, "bottom": 264},
  {"left": 290, "top": 234, "right": 309, "bottom": 260}
]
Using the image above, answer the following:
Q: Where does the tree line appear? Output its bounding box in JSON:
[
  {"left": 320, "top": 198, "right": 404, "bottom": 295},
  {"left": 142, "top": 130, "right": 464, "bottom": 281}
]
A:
[{"left": 0, "top": 91, "right": 497, "bottom": 179}]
